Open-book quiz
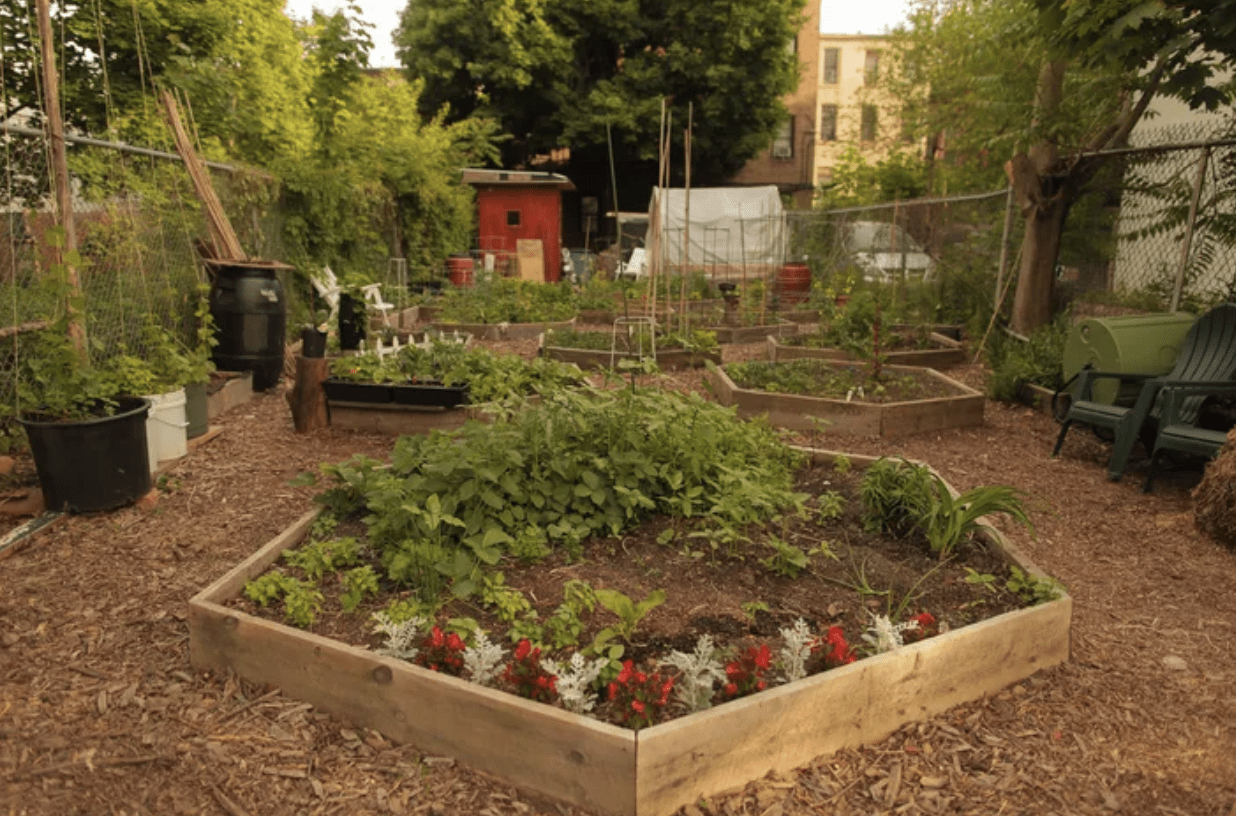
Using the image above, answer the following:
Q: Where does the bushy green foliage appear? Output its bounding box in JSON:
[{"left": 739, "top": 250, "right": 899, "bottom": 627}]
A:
[
  {"left": 319, "top": 388, "right": 805, "bottom": 601},
  {"left": 986, "top": 318, "right": 1069, "bottom": 401},
  {"left": 859, "top": 458, "right": 1034, "bottom": 559},
  {"left": 328, "top": 339, "right": 586, "bottom": 403},
  {"left": 437, "top": 278, "right": 577, "bottom": 324},
  {"left": 723, "top": 359, "right": 921, "bottom": 401}
]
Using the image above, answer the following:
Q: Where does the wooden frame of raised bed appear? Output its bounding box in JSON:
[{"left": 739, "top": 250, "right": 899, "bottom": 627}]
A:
[
  {"left": 767, "top": 333, "right": 967, "bottom": 369},
  {"left": 431, "top": 317, "right": 576, "bottom": 341},
  {"left": 701, "top": 321, "right": 798, "bottom": 345},
  {"left": 540, "top": 335, "right": 722, "bottom": 371},
  {"left": 207, "top": 370, "right": 254, "bottom": 420},
  {"left": 188, "top": 450, "right": 1070, "bottom": 816},
  {"left": 707, "top": 361, "right": 984, "bottom": 436}
]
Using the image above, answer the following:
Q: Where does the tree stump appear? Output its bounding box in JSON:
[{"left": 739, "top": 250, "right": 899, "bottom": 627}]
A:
[{"left": 286, "top": 356, "right": 330, "bottom": 433}]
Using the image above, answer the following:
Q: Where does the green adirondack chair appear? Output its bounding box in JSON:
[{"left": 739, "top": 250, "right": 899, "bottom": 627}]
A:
[
  {"left": 1052, "top": 302, "right": 1236, "bottom": 481},
  {"left": 1142, "top": 381, "right": 1236, "bottom": 491}
]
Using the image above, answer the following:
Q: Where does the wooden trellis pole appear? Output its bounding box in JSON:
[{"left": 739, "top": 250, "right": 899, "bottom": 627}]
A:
[
  {"left": 35, "top": 0, "right": 85, "bottom": 356},
  {"left": 159, "top": 89, "right": 246, "bottom": 260}
]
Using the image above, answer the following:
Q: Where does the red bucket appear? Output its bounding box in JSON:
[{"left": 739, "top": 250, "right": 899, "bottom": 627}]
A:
[
  {"left": 779, "top": 262, "right": 811, "bottom": 303},
  {"left": 447, "top": 254, "right": 474, "bottom": 287}
]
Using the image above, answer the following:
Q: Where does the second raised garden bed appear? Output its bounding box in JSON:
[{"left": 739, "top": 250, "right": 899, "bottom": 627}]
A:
[
  {"left": 707, "top": 360, "right": 984, "bottom": 436},
  {"left": 768, "top": 332, "right": 967, "bottom": 368}
]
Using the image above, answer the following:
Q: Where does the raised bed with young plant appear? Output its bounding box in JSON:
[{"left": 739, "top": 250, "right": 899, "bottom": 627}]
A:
[
  {"left": 710, "top": 352, "right": 984, "bottom": 437},
  {"left": 541, "top": 326, "right": 721, "bottom": 370},
  {"left": 190, "top": 387, "right": 1069, "bottom": 816},
  {"left": 432, "top": 277, "right": 577, "bottom": 339}
]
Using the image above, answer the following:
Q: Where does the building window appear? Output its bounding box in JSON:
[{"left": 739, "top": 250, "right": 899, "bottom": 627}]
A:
[
  {"left": 820, "top": 104, "right": 838, "bottom": 141},
  {"left": 771, "top": 117, "right": 794, "bottom": 159},
  {"left": 861, "top": 105, "right": 878, "bottom": 142},
  {"left": 506, "top": 210, "right": 521, "bottom": 227},
  {"left": 823, "top": 48, "right": 839, "bottom": 84},
  {"left": 864, "top": 50, "right": 880, "bottom": 85}
]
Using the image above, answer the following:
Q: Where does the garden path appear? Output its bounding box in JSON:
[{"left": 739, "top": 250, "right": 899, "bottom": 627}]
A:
[{"left": 0, "top": 337, "right": 1232, "bottom": 816}]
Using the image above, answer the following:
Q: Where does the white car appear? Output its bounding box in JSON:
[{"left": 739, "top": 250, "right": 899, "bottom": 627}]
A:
[{"left": 841, "top": 221, "right": 935, "bottom": 282}]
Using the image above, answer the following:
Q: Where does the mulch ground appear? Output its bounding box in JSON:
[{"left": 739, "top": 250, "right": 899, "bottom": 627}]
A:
[{"left": 1, "top": 334, "right": 1234, "bottom": 816}]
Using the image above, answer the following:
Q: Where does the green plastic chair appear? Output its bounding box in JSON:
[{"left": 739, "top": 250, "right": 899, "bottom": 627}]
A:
[
  {"left": 1052, "top": 302, "right": 1236, "bottom": 481},
  {"left": 1142, "top": 381, "right": 1236, "bottom": 491}
]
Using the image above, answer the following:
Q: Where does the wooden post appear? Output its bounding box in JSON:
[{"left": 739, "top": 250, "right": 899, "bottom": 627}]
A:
[
  {"left": 286, "top": 357, "right": 330, "bottom": 432},
  {"left": 35, "top": 0, "right": 85, "bottom": 357},
  {"left": 1171, "top": 145, "right": 1210, "bottom": 313}
]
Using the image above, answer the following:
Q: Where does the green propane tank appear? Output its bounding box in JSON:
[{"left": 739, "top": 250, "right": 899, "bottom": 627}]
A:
[{"left": 1062, "top": 312, "right": 1197, "bottom": 405}]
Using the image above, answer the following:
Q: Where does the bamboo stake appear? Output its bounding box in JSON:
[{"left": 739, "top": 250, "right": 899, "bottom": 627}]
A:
[
  {"left": 35, "top": 0, "right": 85, "bottom": 356},
  {"left": 159, "top": 89, "right": 245, "bottom": 260},
  {"left": 680, "top": 103, "right": 692, "bottom": 333}
]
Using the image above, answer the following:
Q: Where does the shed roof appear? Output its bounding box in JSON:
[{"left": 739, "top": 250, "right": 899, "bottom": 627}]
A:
[{"left": 461, "top": 168, "right": 576, "bottom": 191}]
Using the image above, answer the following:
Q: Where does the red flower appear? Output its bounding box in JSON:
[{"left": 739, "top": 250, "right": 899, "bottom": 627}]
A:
[
  {"left": 514, "top": 639, "right": 532, "bottom": 660},
  {"left": 631, "top": 700, "right": 645, "bottom": 714},
  {"left": 725, "top": 682, "right": 738, "bottom": 696}
]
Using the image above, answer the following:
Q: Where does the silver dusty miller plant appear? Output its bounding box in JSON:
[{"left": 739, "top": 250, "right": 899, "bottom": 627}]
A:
[
  {"left": 862, "top": 612, "right": 920, "bottom": 655},
  {"left": 663, "top": 634, "right": 726, "bottom": 713},
  {"left": 542, "top": 652, "right": 608, "bottom": 714},
  {"left": 371, "top": 612, "right": 426, "bottom": 660},
  {"left": 779, "top": 618, "right": 816, "bottom": 683},
  {"left": 462, "top": 630, "right": 506, "bottom": 687}
]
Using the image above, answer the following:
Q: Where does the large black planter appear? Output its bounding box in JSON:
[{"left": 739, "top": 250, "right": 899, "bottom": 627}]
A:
[
  {"left": 339, "top": 294, "right": 366, "bottom": 352},
  {"left": 20, "top": 397, "right": 152, "bottom": 513},
  {"left": 208, "top": 260, "right": 288, "bottom": 391}
]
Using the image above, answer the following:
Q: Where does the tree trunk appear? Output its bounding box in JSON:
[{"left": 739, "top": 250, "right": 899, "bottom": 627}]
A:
[
  {"left": 1011, "top": 195, "right": 1069, "bottom": 333},
  {"left": 1009, "top": 60, "right": 1068, "bottom": 334},
  {"left": 286, "top": 356, "right": 330, "bottom": 433}
]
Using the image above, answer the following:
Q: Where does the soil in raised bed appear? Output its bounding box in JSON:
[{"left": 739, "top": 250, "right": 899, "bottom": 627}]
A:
[
  {"left": 725, "top": 358, "right": 962, "bottom": 402},
  {"left": 230, "top": 459, "right": 1031, "bottom": 729},
  {"left": 781, "top": 326, "right": 937, "bottom": 352}
]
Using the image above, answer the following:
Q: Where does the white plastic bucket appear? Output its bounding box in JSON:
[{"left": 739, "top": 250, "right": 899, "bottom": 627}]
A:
[{"left": 145, "top": 388, "right": 189, "bottom": 473}]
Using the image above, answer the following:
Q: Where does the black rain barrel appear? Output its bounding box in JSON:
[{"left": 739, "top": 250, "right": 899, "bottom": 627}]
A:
[
  {"left": 20, "top": 397, "right": 152, "bottom": 513},
  {"left": 208, "top": 260, "right": 288, "bottom": 391}
]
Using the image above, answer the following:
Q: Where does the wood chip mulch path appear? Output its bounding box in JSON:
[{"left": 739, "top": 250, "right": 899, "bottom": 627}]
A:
[{"left": 1, "top": 337, "right": 1234, "bottom": 816}]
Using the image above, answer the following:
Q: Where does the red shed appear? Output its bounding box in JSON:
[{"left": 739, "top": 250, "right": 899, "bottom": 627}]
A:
[{"left": 462, "top": 168, "right": 576, "bottom": 282}]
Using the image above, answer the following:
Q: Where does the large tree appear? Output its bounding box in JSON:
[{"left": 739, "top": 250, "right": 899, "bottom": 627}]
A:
[
  {"left": 887, "top": 0, "right": 1235, "bottom": 331},
  {"left": 394, "top": 0, "right": 806, "bottom": 184},
  {"left": 0, "top": 0, "right": 311, "bottom": 165}
]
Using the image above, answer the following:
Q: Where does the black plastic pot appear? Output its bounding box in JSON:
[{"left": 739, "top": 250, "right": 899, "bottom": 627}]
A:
[
  {"left": 301, "top": 328, "right": 327, "bottom": 358},
  {"left": 184, "top": 381, "right": 210, "bottom": 439},
  {"left": 339, "top": 294, "right": 366, "bottom": 352},
  {"left": 20, "top": 397, "right": 152, "bottom": 514}
]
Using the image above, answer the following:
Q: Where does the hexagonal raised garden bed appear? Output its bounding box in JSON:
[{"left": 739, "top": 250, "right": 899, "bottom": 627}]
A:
[
  {"left": 707, "top": 360, "right": 984, "bottom": 436},
  {"left": 768, "top": 332, "right": 967, "bottom": 369},
  {"left": 188, "top": 450, "right": 1068, "bottom": 816}
]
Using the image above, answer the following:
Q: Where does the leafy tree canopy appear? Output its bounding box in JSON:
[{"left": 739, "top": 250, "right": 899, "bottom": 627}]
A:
[
  {"left": 0, "top": 0, "right": 312, "bottom": 165},
  {"left": 394, "top": 0, "right": 807, "bottom": 183}
]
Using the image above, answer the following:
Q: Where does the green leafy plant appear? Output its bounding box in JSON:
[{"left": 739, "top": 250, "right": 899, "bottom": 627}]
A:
[
  {"left": 244, "top": 571, "right": 298, "bottom": 607},
  {"left": 1006, "top": 566, "right": 1064, "bottom": 605},
  {"left": 281, "top": 579, "right": 325, "bottom": 628},
  {"left": 340, "top": 565, "right": 380, "bottom": 612},
  {"left": 919, "top": 479, "right": 1033, "bottom": 559},
  {"left": 283, "top": 537, "right": 362, "bottom": 580},
  {"left": 594, "top": 588, "right": 666, "bottom": 645},
  {"left": 761, "top": 536, "right": 809, "bottom": 578},
  {"left": 860, "top": 457, "right": 1034, "bottom": 559}
]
